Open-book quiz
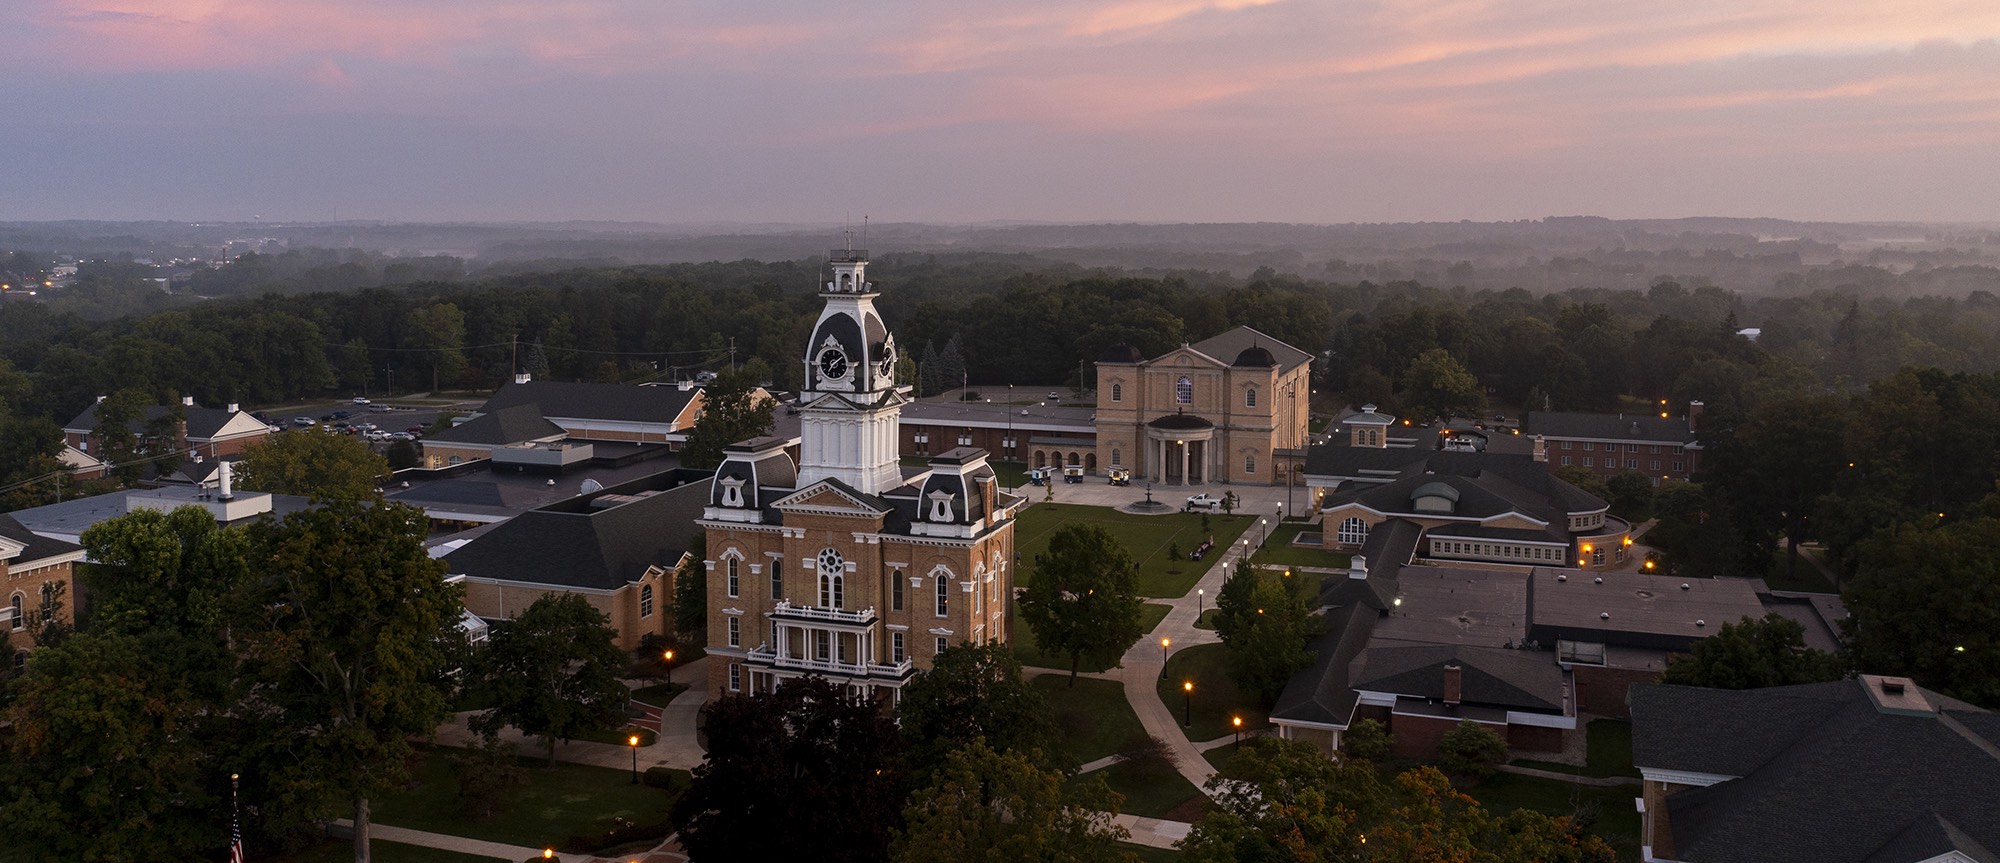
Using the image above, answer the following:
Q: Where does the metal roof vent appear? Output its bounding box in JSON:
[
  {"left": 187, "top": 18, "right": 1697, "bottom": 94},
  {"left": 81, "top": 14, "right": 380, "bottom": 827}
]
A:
[
  {"left": 1680, "top": 583, "right": 1691, "bottom": 591},
  {"left": 1594, "top": 577, "right": 1603, "bottom": 585},
  {"left": 1600, "top": 612, "right": 1610, "bottom": 620},
  {"left": 1696, "top": 619, "right": 1706, "bottom": 627},
  {"left": 1556, "top": 574, "right": 1567, "bottom": 582}
]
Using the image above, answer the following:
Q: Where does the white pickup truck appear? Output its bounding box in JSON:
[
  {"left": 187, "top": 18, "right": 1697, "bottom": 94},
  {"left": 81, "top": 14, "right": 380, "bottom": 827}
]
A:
[{"left": 1185, "top": 493, "right": 1223, "bottom": 512}]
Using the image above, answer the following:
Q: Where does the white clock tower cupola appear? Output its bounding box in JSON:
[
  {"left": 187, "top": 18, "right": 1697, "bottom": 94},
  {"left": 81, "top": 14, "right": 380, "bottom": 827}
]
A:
[{"left": 796, "top": 247, "right": 906, "bottom": 494}]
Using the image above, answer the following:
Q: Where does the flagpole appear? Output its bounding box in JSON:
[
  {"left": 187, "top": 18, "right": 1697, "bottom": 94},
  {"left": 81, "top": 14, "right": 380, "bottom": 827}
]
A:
[{"left": 230, "top": 773, "right": 245, "bottom": 863}]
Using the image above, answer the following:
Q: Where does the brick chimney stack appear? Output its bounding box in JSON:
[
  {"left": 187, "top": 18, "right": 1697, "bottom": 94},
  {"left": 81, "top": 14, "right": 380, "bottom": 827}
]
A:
[
  {"left": 1442, "top": 663, "right": 1462, "bottom": 706},
  {"left": 1687, "top": 400, "right": 1705, "bottom": 432}
]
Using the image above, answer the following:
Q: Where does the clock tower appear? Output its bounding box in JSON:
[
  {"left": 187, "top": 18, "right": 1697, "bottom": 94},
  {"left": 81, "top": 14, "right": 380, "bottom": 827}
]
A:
[{"left": 796, "top": 248, "right": 905, "bottom": 494}]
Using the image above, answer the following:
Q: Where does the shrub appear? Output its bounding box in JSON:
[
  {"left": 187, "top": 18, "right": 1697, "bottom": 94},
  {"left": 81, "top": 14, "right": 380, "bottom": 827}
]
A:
[
  {"left": 1435, "top": 720, "right": 1508, "bottom": 781},
  {"left": 643, "top": 766, "right": 687, "bottom": 792},
  {"left": 1341, "top": 718, "right": 1390, "bottom": 763}
]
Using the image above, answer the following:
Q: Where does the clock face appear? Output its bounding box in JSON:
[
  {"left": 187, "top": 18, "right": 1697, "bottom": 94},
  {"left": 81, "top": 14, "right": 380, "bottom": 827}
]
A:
[
  {"left": 818, "top": 348, "right": 849, "bottom": 381},
  {"left": 878, "top": 342, "right": 898, "bottom": 376}
]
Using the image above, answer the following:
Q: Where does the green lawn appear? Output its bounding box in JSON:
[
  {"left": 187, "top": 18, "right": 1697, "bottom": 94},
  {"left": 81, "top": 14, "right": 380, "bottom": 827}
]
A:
[
  {"left": 628, "top": 682, "right": 686, "bottom": 708},
  {"left": 1157, "top": 643, "right": 1269, "bottom": 744},
  {"left": 1014, "top": 503, "right": 1254, "bottom": 598},
  {"left": 1249, "top": 522, "right": 1352, "bottom": 570},
  {"left": 1512, "top": 720, "right": 1637, "bottom": 779},
  {"left": 1030, "top": 673, "right": 1148, "bottom": 765},
  {"left": 372, "top": 745, "right": 685, "bottom": 853},
  {"left": 572, "top": 725, "right": 657, "bottom": 747},
  {"left": 1461, "top": 772, "right": 1642, "bottom": 861},
  {"left": 268, "top": 840, "right": 506, "bottom": 863},
  {"left": 1120, "top": 842, "right": 1183, "bottom": 863},
  {"left": 1193, "top": 608, "right": 1219, "bottom": 630},
  {"left": 1091, "top": 757, "right": 1213, "bottom": 821},
  {"left": 1012, "top": 601, "right": 1170, "bottom": 673}
]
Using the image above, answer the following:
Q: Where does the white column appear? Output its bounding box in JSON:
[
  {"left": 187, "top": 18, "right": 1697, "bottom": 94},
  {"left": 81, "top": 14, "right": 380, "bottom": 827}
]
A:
[{"left": 1180, "top": 443, "right": 1190, "bottom": 486}]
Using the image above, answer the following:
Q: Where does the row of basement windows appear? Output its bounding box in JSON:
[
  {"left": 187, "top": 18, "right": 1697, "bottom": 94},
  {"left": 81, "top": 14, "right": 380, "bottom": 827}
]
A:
[
  {"left": 1561, "top": 456, "right": 1684, "bottom": 471},
  {"left": 1560, "top": 441, "right": 1673, "bottom": 453},
  {"left": 1431, "top": 540, "right": 1567, "bottom": 562},
  {"left": 722, "top": 555, "right": 973, "bottom": 617}
]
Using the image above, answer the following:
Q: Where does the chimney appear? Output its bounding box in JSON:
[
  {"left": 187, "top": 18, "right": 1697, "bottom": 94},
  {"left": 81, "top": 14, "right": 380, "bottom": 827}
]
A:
[
  {"left": 227, "top": 402, "right": 239, "bottom": 413},
  {"left": 1687, "top": 400, "right": 1705, "bottom": 432},
  {"left": 218, "top": 460, "right": 234, "bottom": 501},
  {"left": 1348, "top": 555, "right": 1369, "bottom": 580},
  {"left": 514, "top": 370, "right": 531, "bottom": 384},
  {"left": 183, "top": 395, "right": 195, "bottom": 407},
  {"left": 1442, "top": 664, "right": 1462, "bottom": 706},
  {"left": 1532, "top": 434, "right": 1547, "bottom": 463}
]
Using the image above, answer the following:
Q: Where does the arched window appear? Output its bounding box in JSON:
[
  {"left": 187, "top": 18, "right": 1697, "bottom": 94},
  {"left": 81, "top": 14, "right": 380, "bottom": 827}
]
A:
[
  {"left": 1110, "top": 448, "right": 1122, "bottom": 467},
  {"left": 930, "top": 569, "right": 952, "bottom": 617},
  {"left": 726, "top": 556, "right": 740, "bottom": 598},
  {"left": 639, "top": 584, "right": 654, "bottom": 617},
  {"left": 8, "top": 593, "right": 21, "bottom": 631},
  {"left": 1244, "top": 451, "right": 1257, "bottom": 474},
  {"left": 1338, "top": 517, "right": 1370, "bottom": 546},
  {"left": 1176, "top": 376, "right": 1193, "bottom": 404},
  {"left": 818, "top": 548, "right": 846, "bottom": 609},
  {"left": 1111, "top": 383, "right": 1122, "bottom": 401},
  {"left": 1246, "top": 387, "right": 1258, "bottom": 407},
  {"left": 770, "top": 558, "right": 783, "bottom": 598}
]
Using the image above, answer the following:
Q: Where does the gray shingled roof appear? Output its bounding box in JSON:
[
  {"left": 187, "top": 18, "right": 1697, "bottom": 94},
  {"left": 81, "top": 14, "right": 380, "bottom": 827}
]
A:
[
  {"left": 442, "top": 479, "right": 709, "bottom": 590},
  {"left": 1189, "top": 326, "right": 1311, "bottom": 373},
  {"left": 1525, "top": 411, "right": 1696, "bottom": 444},
  {"left": 480, "top": 380, "right": 700, "bottom": 426},
  {"left": 64, "top": 403, "right": 241, "bottom": 439},
  {"left": 1352, "top": 644, "right": 1565, "bottom": 712},
  {"left": 1312, "top": 449, "right": 1607, "bottom": 537},
  {"left": 1631, "top": 680, "right": 2000, "bottom": 863},
  {"left": 1270, "top": 602, "right": 1379, "bottom": 727},
  {"left": 426, "top": 403, "right": 566, "bottom": 446},
  {"left": 0, "top": 513, "right": 83, "bottom": 565}
]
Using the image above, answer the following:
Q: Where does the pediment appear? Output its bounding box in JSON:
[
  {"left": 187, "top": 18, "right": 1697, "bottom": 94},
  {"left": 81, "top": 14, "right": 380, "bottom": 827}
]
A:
[
  {"left": 1154, "top": 346, "right": 1227, "bottom": 369},
  {"left": 773, "top": 481, "right": 887, "bottom": 515}
]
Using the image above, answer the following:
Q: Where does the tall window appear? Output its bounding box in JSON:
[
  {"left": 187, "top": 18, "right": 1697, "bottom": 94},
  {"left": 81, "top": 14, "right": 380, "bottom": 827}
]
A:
[
  {"left": 1337, "top": 517, "right": 1369, "bottom": 546},
  {"left": 816, "top": 630, "right": 831, "bottom": 660},
  {"left": 726, "top": 556, "right": 740, "bottom": 598},
  {"left": 1246, "top": 387, "right": 1258, "bottom": 407},
  {"left": 936, "top": 577, "right": 950, "bottom": 617},
  {"left": 728, "top": 662, "right": 741, "bottom": 691},
  {"left": 1111, "top": 449, "right": 1121, "bottom": 466},
  {"left": 817, "top": 548, "right": 846, "bottom": 609},
  {"left": 1176, "top": 376, "right": 1193, "bottom": 404},
  {"left": 1111, "top": 383, "right": 1122, "bottom": 401},
  {"left": 936, "top": 636, "right": 949, "bottom": 656},
  {"left": 770, "top": 558, "right": 782, "bottom": 598},
  {"left": 892, "top": 575, "right": 905, "bottom": 611},
  {"left": 8, "top": 594, "right": 20, "bottom": 631},
  {"left": 639, "top": 584, "right": 654, "bottom": 617},
  {"left": 727, "top": 616, "right": 740, "bottom": 647},
  {"left": 1244, "top": 451, "right": 1257, "bottom": 474},
  {"left": 892, "top": 632, "right": 906, "bottom": 663}
]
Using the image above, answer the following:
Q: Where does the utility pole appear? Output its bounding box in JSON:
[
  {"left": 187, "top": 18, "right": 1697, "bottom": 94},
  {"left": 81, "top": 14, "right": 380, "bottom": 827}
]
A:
[{"left": 729, "top": 336, "right": 737, "bottom": 372}]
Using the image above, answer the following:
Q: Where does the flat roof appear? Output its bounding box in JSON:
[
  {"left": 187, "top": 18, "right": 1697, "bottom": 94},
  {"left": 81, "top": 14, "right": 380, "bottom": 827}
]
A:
[
  {"left": 7, "top": 486, "right": 316, "bottom": 543},
  {"left": 1368, "top": 565, "right": 1530, "bottom": 650},
  {"left": 899, "top": 400, "right": 1095, "bottom": 430},
  {"left": 1528, "top": 568, "right": 1767, "bottom": 649},
  {"left": 387, "top": 453, "right": 695, "bottom": 522}
]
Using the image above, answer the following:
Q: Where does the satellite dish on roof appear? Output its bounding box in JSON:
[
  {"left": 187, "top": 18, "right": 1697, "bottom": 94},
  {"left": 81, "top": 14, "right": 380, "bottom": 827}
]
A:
[{"left": 579, "top": 479, "right": 605, "bottom": 495}]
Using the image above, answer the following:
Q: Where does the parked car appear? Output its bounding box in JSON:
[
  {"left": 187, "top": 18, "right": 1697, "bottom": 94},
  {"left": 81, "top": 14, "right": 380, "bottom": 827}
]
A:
[
  {"left": 406, "top": 425, "right": 425, "bottom": 434},
  {"left": 353, "top": 397, "right": 371, "bottom": 405},
  {"left": 292, "top": 416, "right": 314, "bottom": 427},
  {"left": 1185, "top": 493, "right": 1222, "bottom": 512},
  {"left": 386, "top": 432, "right": 416, "bottom": 442},
  {"left": 363, "top": 431, "right": 386, "bottom": 442}
]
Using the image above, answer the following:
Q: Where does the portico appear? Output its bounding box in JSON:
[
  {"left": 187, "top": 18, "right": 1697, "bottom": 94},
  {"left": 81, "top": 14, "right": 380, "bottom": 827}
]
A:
[{"left": 1146, "top": 414, "right": 1215, "bottom": 485}]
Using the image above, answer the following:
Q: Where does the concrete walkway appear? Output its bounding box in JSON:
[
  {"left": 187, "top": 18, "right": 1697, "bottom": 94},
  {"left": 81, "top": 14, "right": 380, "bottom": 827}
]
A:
[{"left": 433, "top": 656, "right": 711, "bottom": 774}]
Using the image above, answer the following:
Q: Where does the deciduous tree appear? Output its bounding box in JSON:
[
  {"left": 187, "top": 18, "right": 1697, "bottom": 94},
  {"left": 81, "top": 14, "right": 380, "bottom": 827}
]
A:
[
  {"left": 471, "top": 593, "right": 631, "bottom": 766},
  {"left": 236, "top": 427, "right": 389, "bottom": 501},
  {"left": 239, "top": 502, "right": 464, "bottom": 863},
  {"left": 1842, "top": 503, "right": 2000, "bottom": 707},
  {"left": 1212, "top": 567, "right": 1314, "bottom": 706},
  {"left": 898, "top": 642, "right": 1065, "bottom": 780},
  {"left": 680, "top": 367, "right": 776, "bottom": 470},
  {"left": 1660, "top": 613, "right": 1845, "bottom": 690},
  {"left": 672, "top": 676, "right": 904, "bottom": 863},
  {"left": 893, "top": 740, "right": 1133, "bottom": 863},
  {"left": 1019, "top": 524, "right": 1145, "bottom": 686}
]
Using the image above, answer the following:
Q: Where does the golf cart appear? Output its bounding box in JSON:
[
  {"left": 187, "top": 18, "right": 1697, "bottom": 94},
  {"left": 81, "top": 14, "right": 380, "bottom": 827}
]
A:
[
  {"left": 1062, "top": 466, "right": 1084, "bottom": 484},
  {"left": 1107, "top": 468, "right": 1132, "bottom": 486},
  {"left": 1028, "top": 468, "right": 1051, "bottom": 486}
]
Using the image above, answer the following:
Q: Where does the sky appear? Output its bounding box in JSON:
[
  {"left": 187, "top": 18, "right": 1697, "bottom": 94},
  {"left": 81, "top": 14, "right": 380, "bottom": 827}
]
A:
[{"left": 2, "top": 0, "right": 1997, "bottom": 225}]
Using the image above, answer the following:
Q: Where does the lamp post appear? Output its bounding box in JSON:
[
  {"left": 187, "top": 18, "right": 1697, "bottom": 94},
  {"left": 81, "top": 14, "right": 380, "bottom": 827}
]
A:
[
  {"left": 628, "top": 734, "right": 641, "bottom": 783},
  {"left": 1197, "top": 588, "right": 1205, "bottom": 615},
  {"left": 1159, "top": 637, "right": 1171, "bottom": 675},
  {"left": 1232, "top": 715, "right": 1243, "bottom": 748},
  {"left": 663, "top": 649, "right": 675, "bottom": 688},
  {"left": 1182, "top": 681, "right": 1194, "bottom": 727}
]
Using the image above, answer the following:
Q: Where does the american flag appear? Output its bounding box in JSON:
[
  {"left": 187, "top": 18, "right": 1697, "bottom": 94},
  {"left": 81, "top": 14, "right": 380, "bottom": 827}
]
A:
[{"left": 229, "top": 773, "right": 245, "bottom": 863}]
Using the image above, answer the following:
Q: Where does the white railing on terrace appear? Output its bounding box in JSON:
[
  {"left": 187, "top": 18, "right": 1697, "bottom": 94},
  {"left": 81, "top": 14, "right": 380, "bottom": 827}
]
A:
[
  {"left": 746, "top": 644, "right": 911, "bottom": 677},
  {"left": 769, "top": 601, "right": 877, "bottom": 624}
]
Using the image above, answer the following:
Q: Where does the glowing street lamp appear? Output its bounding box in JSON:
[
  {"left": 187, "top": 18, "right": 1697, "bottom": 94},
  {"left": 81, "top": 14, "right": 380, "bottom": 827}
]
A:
[
  {"left": 1182, "top": 681, "right": 1194, "bottom": 727},
  {"left": 1197, "top": 588, "right": 1205, "bottom": 615},
  {"left": 1159, "top": 637, "right": 1171, "bottom": 675},
  {"left": 663, "top": 649, "right": 676, "bottom": 687},
  {"left": 1232, "top": 715, "right": 1244, "bottom": 748},
  {"left": 628, "top": 734, "right": 641, "bottom": 783}
]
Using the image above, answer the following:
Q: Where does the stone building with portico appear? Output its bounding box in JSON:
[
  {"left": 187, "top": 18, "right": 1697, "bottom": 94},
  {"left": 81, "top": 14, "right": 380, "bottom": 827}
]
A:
[{"left": 1092, "top": 327, "right": 1312, "bottom": 485}]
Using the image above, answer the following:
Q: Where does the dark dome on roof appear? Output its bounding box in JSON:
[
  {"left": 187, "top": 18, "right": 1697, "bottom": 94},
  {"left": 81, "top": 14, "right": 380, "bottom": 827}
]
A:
[
  {"left": 1232, "top": 346, "right": 1277, "bottom": 367},
  {"left": 1148, "top": 413, "right": 1215, "bottom": 430},
  {"left": 1098, "top": 344, "right": 1145, "bottom": 363}
]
